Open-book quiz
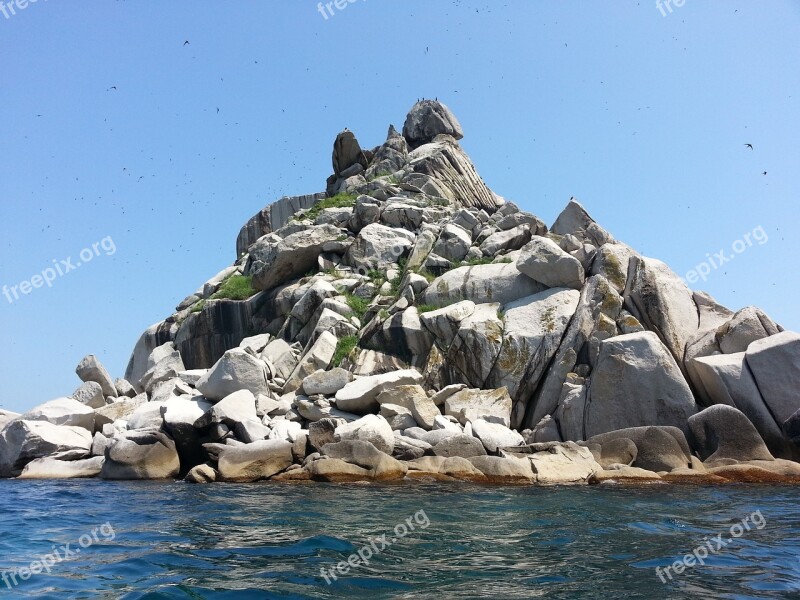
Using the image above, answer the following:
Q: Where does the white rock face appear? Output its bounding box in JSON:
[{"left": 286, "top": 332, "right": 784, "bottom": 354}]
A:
[
  {"left": 302, "top": 367, "right": 353, "bottom": 396},
  {"left": 585, "top": 331, "right": 697, "bottom": 438},
  {"left": 283, "top": 331, "right": 337, "bottom": 393},
  {"left": 421, "top": 263, "right": 546, "bottom": 307},
  {"left": 516, "top": 236, "right": 585, "bottom": 290},
  {"left": 101, "top": 429, "right": 180, "bottom": 480},
  {"left": 471, "top": 419, "right": 525, "bottom": 453},
  {"left": 444, "top": 388, "right": 513, "bottom": 427},
  {"left": 196, "top": 348, "right": 271, "bottom": 402},
  {"left": 376, "top": 385, "right": 441, "bottom": 430},
  {"left": 71, "top": 381, "right": 105, "bottom": 409},
  {"left": 18, "top": 456, "right": 104, "bottom": 479},
  {"left": 445, "top": 303, "right": 504, "bottom": 389},
  {"left": 334, "top": 414, "right": 395, "bottom": 455},
  {"left": 488, "top": 288, "right": 580, "bottom": 400},
  {"left": 76, "top": 354, "right": 117, "bottom": 398},
  {"left": 335, "top": 369, "right": 423, "bottom": 414},
  {"left": 0, "top": 421, "right": 93, "bottom": 477},
  {"left": 432, "top": 223, "right": 472, "bottom": 263},
  {"left": 623, "top": 256, "right": 699, "bottom": 365},
  {"left": 217, "top": 439, "right": 294, "bottom": 482},
  {"left": 195, "top": 390, "right": 258, "bottom": 429},
  {"left": 528, "top": 443, "right": 602, "bottom": 484},
  {"left": 22, "top": 398, "right": 95, "bottom": 431},
  {"left": 345, "top": 223, "right": 415, "bottom": 271},
  {"left": 745, "top": 331, "right": 800, "bottom": 426}
]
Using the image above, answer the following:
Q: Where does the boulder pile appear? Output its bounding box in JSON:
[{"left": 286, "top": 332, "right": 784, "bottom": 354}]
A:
[{"left": 3, "top": 99, "right": 799, "bottom": 486}]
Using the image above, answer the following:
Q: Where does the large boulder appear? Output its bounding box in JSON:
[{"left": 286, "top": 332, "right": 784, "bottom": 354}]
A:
[
  {"left": 471, "top": 419, "right": 525, "bottom": 453},
  {"left": 588, "top": 426, "right": 692, "bottom": 472},
  {"left": 585, "top": 332, "right": 697, "bottom": 437},
  {"left": 432, "top": 224, "right": 472, "bottom": 263},
  {"left": 516, "top": 236, "right": 585, "bottom": 290},
  {"left": 442, "top": 303, "right": 504, "bottom": 389},
  {"left": 467, "top": 455, "right": 535, "bottom": 484},
  {"left": 527, "top": 442, "right": 602, "bottom": 484},
  {"left": 334, "top": 415, "right": 394, "bottom": 455},
  {"left": 71, "top": 381, "right": 105, "bottom": 409},
  {"left": 376, "top": 385, "right": 441, "bottom": 430},
  {"left": 334, "top": 369, "right": 423, "bottom": 414},
  {"left": 100, "top": 429, "right": 180, "bottom": 480},
  {"left": 320, "top": 440, "right": 407, "bottom": 481},
  {"left": 421, "top": 263, "right": 545, "bottom": 307},
  {"left": 0, "top": 421, "right": 92, "bottom": 477},
  {"left": 688, "top": 405, "right": 774, "bottom": 465},
  {"left": 194, "top": 389, "right": 258, "bottom": 430},
  {"left": 217, "top": 439, "right": 293, "bottom": 482},
  {"left": 195, "top": 348, "right": 271, "bottom": 402},
  {"left": 246, "top": 224, "right": 343, "bottom": 291},
  {"left": 402, "top": 99, "right": 464, "bottom": 148},
  {"left": 21, "top": 398, "right": 95, "bottom": 431},
  {"left": 75, "top": 354, "right": 117, "bottom": 398},
  {"left": 302, "top": 368, "right": 353, "bottom": 396},
  {"left": 623, "top": 256, "right": 699, "bottom": 366},
  {"left": 522, "top": 276, "right": 623, "bottom": 430},
  {"left": 332, "top": 129, "right": 368, "bottom": 176},
  {"left": 745, "top": 331, "right": 800, "bottom": 426},
  {"left": 690, "top": 351, "right": 791, "bottom": 458},
  {"left": 489, "top": 288, "right": 580, "bottom": 404},
  {"left": 18, "top": 456, "right": 104, "bottom": 479},
  {"left": 283, "top": 331, "right": 338, "bottom": 393},
  {"left": 344, "top": 223, "right": 415, "bottom": 271},
  {"left": 432, "top": 434, "right": 487, "bottom": 458},
  {"left": 444, "top": 388, "right": 513, "bottom": 427},
  {"left": 95, "top": 394, "right": 146, "bottom": 428}
]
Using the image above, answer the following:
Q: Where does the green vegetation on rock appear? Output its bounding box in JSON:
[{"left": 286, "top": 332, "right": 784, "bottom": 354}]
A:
[{"left": 332, "top": 335, "right": 359, "bottom": 367}]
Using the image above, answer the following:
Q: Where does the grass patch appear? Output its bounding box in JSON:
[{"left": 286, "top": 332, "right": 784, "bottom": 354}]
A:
[
  {"left": 460, "top": 256, "right": 494, "bottom": 267},
  {"left": 418, "top": 269, "right": 438, "bottom": 283},
  {"left": 344, "top": 293, "right": 370, "bottom": 319},
  {"left": 190, "top": 299, "right": 206, "bottom": 313},
  {"left": 417, "top": 304, "right": 441, "bottom": 314},
  {"left": 301, "top": 193, "right": 357, "bottom": 221},
  {"left": 211, "top": 275, "right": 257, "bottom": 301},
  {"left": 332, "top": 335, "right": 359, "bottom": 368}
]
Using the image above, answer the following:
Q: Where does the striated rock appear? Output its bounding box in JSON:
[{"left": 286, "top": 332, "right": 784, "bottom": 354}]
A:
[{"left": 236, "top": 193, "right": 325, "bottom": 258}]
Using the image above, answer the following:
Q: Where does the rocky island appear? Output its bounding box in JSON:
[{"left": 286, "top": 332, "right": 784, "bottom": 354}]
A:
[{"left": 2, "top": 100, "right": 799, "bottom": 486}]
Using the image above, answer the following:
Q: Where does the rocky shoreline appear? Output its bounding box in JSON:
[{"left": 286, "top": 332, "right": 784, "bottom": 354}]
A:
[{"left": 2, "top": 100, "right": 799, "bottom": 486}]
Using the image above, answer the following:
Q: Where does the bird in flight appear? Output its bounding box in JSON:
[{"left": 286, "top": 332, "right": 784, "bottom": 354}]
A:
[
  {"left": 183, "top": 40, "right": 190, "bottom": 46},
  {"left": 107, "top": 86, "right": 117, "bottom": 91},
  {"left": 762, "top": 171, "right": 767, "bottom": 175},
  {"left": 744, "top": 143, "right": 753, "bottom": 150}
]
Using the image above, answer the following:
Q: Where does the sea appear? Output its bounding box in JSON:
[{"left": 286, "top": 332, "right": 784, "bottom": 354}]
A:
[{"left": 1, "top": 480, "right": 799, "bottom": 599}]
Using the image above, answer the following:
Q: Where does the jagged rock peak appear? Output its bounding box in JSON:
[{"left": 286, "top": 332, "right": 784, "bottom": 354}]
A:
[{"left": 403, "top": 99, "right": 464, "bottom": 148}]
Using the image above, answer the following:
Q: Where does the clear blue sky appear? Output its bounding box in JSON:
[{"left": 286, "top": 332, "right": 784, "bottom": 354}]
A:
[{"left": 1, "top": 1, "right": 798, "bottom": 413}]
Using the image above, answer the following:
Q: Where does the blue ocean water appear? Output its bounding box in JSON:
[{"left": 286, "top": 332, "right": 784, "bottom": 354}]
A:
[{"left": 0, "top": 480, "right": 798, "bottom": 599}]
